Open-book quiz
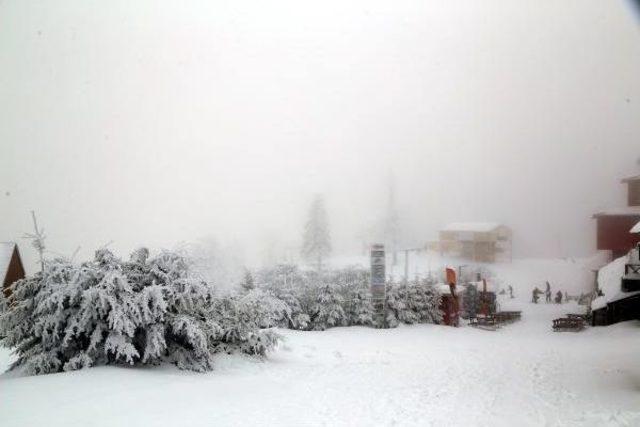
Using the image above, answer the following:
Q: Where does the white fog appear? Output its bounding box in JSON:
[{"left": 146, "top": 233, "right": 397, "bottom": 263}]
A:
[{"left": 1, "top": 1, "right": 640, "bottom": 426}]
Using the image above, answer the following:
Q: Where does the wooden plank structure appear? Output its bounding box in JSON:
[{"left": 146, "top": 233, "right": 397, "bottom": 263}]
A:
[
  {"left": 552, "top": 317, "right": 585, "bottom": 332},
  {"left": 469, "top": 310, "right": 521, "bottom": 331},
  {"left": 493, "top": 311, "right": 522, "bottom": 324}
]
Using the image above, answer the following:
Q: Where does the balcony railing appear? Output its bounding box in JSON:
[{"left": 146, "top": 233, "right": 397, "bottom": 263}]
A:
[{"left": 621, "top": 263, "right": 640, "bottom": 292}]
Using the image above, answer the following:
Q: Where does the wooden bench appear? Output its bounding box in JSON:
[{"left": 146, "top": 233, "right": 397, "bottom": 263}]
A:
[
  {"left": 469, "top": 314, "right": 499, "bottom": 330},
  {"left": 494, "top": 311, "right": 522, "bottom": 324},
  {"left": 552, "top": 317, "right": 585, "bottom": 332}
]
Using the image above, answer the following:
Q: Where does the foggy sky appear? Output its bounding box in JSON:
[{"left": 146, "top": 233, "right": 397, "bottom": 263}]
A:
[{"left": 1, "top": 0, "right": 640, "bottom": 272}]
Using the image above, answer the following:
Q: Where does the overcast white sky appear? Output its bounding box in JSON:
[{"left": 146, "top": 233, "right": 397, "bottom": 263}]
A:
[{"left": 1, "top": 0, "right": 640, "bottom": 272}]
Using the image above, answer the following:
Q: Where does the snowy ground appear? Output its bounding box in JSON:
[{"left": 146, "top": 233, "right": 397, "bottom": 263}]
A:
[{"left": 1, "top": 296, "right": 639, "bottom": 427}]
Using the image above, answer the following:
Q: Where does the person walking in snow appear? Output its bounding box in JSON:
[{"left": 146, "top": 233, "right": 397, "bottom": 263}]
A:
[
  {"left": 545, "top": 281, "right": 551, "bottom": 303},
  {"left": 532, "top": 287, "right": 542, "bottom": 304},
  {"left": 555, "top": 290, "right": 563, "bottom": 304},
  {"left": 508, "top": 285, "right": 514, "bottom": 299}
]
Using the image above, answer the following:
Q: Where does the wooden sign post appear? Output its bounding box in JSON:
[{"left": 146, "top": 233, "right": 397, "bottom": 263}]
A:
[{"left": 370, "top": 244, "right": 386, "bottom": 327}]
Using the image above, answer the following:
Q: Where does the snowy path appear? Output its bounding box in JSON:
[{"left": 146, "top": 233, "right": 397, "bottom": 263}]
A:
[{"left": 1, "top": 299, "right": 640, "bottom": 426}]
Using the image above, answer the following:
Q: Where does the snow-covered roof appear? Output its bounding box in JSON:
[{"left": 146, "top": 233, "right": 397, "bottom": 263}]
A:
[
  {"left": 0, "top": 242, "right": 16, "bottom": 282},
  {"left": 631, "top": 221, "right": 640, "bottom": 234},
  {"left": 621, "top": 174, "right": 640, "bottom": 183},
  {"left": 593, "top": 206, "right": 640, "bottom": 217},
  {"left": 591, "top": 254, "right": 628, "bottom": 311},
  {"left": 442, "top": 222, "right": 502, "bottom": 233},
  {"left": 591, "top": 291, "right": 640, "bottom": 311}
]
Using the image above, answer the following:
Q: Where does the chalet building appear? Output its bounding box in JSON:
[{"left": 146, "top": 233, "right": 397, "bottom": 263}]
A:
[
  {"left": 1, "top": 242, "right": 26, "bottom": 298},
  {"left": 593, "top": 174, "right": 640, "bottom": 258},
  {"left": 438, "top": 223, "right": 512, "bottom": 263},
  {"left": 591, "top": 243, "right": 640, "bottom": 326}
]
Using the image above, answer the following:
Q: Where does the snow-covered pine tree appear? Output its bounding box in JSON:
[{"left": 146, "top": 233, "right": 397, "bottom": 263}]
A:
[
  {"left": 0, "top": 246, "right": 281, "bottom": 376},
  {"left": 384, "top": 284, "right": 402, "bottom": 328},
  {"left": 301, "top": 195, "right": 331, "bottom": 271},
  {"left": 346, "top": 287, "right": 374, "bottom": 326},
  {"left": 240, "top": 269, "right": 255, "bottom": 293},
  {"left": 310, "top": 284, "right": 346, "bottom": 331},
  {"left": 418, "top": 281, "right": 444, "bottom": 324},
  {"left": 273, "top": 289, "right": 311, "bottom": 330},
  {"left": 209, "top": 293, "right": 281, "bottom": 357}
]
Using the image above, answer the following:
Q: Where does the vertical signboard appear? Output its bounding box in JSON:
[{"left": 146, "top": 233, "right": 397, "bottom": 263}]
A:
[{"left": 370, "top": 244, "right": 386, "bottom": 300}]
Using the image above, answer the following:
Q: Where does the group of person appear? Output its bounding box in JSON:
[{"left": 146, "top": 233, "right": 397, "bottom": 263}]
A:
[{"left": 531, "top": 281, "right": 566, "bottom": 304}]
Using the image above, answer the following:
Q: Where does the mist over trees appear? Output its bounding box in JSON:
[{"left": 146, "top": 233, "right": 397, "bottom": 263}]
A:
[{"left": 301, "top": 195, "right": 332, "bottom": 271}]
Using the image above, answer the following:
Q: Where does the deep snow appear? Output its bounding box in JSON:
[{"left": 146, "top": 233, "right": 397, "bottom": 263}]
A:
[{"left": 1, "top": 296, "right": 639, "bottom": 427}]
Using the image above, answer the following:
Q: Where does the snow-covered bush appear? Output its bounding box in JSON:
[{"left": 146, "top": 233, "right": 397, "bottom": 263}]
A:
[
  {"left": 0, "top": 248, "right": 280, "bottom": 376},
  {"left": 310, "top": 284, "right": 347, "bottom": 331},
  {"left": 407, "top": 281, "right": 443, "bottom": 324},
  {"left": 383, "top": 281, "right": 442, "bottom": 328},
  {"left": 385, "top": 283, "right": 417, "bottom": 327},
  {"left": 346, "top": 287, "right": 374, "bottom": 326}
]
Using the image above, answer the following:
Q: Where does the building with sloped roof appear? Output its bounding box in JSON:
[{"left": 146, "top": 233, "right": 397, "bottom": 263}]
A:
[
  {"left": 438, "top": 222, "right": 512, "bottom": 263},
  {"left": 593, "top": 174, "right": 640, "bottom": 258}
]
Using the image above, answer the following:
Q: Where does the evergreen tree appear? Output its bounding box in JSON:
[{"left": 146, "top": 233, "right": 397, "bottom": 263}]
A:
[
  {"left": 0, "top": 247, "right": 281, "bottom": 376},
  {"left": 240, "top": 269, "right": 255, "bottom": 293},
  {"left": 301, "top": 195, "right": 331, "bottom": 271},
  {"left": 346, "top": 287, "right": 374, "bottom": 326},
  {"left": 310, "top": 284, "right": 345, "bottom": 331}
]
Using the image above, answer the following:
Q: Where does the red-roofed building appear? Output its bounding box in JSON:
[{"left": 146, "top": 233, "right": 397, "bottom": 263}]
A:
[
  {"left": 593, "top": 175, "right": 640, "bottom": 259},
  {"left": 1, "top": 242, "right": 26, "bottom": 298}
]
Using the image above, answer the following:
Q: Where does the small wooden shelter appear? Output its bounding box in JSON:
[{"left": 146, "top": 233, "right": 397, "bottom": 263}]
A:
[{"left": 1, "top": 242, "right": 26, "bottom": 298}]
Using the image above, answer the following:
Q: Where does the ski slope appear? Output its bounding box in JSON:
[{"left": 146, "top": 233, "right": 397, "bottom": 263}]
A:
[{"left": 1, "top": 296, "right": 639, "bottom": 426}]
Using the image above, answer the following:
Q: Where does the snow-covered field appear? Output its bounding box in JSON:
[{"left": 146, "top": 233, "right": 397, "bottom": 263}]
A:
[{"left": 1, "top": 296, "right": 639, "bottom": 427}]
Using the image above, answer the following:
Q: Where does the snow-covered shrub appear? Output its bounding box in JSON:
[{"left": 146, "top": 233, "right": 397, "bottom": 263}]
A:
[
  {"left": 209, "top": 292, "right": 282, "bottom": 356},
  {"left": 407, "top": 281, "right": 443, "bottom": 324},
  {"left": 273, "top": 289, "right": 311, "bottom": 330},
  {"left": 384, "top": 283, "right": 415, "bottom": 327},
  {"left": 0, "top": 248, "right": 280, "bottom": 376},
  {"left": 346, "top": 287, "right": 374, "bottom": 326},
  {"left": 310, "top": 284, "right": 346, "bottom": 331},
  {"left": 383, "top": 281, "right": 443, "bottom": 328}
]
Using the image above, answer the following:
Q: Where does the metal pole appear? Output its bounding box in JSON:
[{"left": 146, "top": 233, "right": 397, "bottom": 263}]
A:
[{"left": 404, "top": 249, "right": 409, "bottom": 284}]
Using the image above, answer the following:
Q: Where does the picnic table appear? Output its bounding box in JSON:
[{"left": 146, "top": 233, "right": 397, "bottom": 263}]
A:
[
  {"left": 493, "top": 311, "right": 522, "bottom": 323},
  {"left": 552, "top": 317, "right": 585, "bottom": 332}
]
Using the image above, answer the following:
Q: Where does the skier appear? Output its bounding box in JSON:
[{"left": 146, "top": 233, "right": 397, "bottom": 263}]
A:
[
  {"left": 532, "top": 287, "right": 542, "bottom": 304},
  {"left": 545, "top": 281, "right": 551, "bottom": 303},
  {"left": 555, "top": 290, "right": 563, "bottom": 304},
  {"left": 508, "top": 285, "right": 514, "bottom": 299}
]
